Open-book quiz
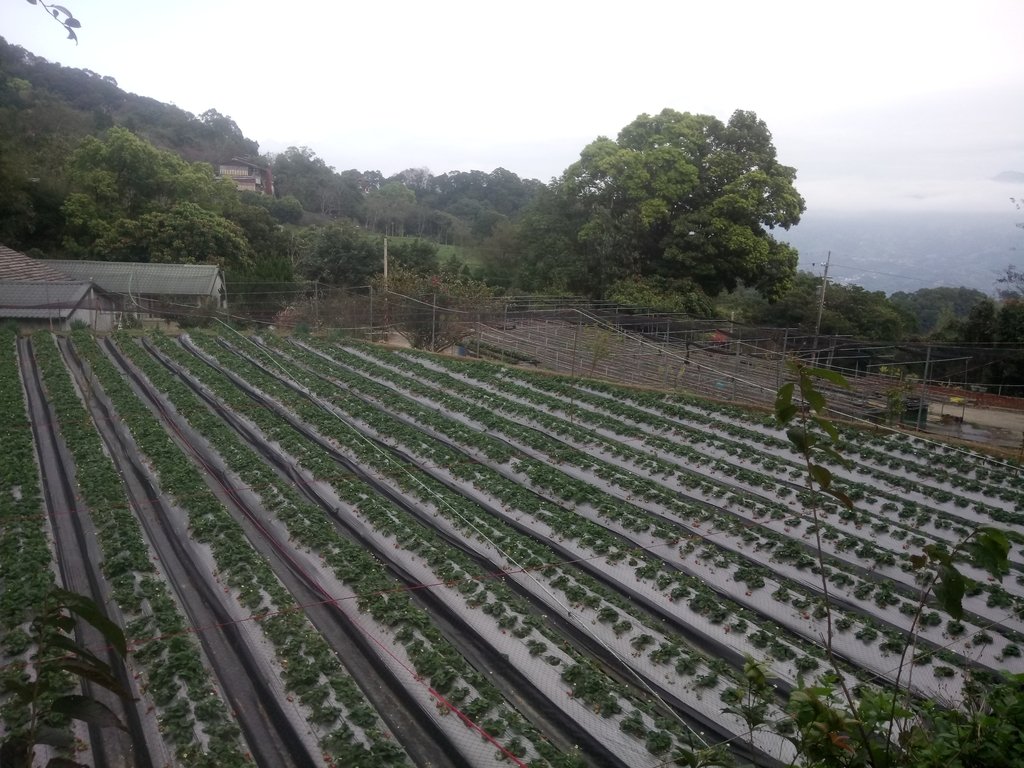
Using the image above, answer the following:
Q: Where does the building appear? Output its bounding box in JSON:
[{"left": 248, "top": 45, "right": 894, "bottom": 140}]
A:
[
  {"left": 0, "top": 246, "right": 229, "bottom": 329},
  {"left": 217, "top": 157, "right": 274, "bottom": 195},
  {"left": 0, "top": 245, "right": 71, "bottom": 282},
  {"left": 44, "top": 260, "right": 227, "bottom": 322},
  {"left": 0, "top": 245, "right": 114, "bottom": 330},
  {"left": 0, "top": 281, "right": 114, "bottom": 331}
]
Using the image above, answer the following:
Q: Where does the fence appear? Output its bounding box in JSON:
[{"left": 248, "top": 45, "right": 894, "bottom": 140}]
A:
[{"left": 82, "top": 283, "right": 1024, "bottom": 420}]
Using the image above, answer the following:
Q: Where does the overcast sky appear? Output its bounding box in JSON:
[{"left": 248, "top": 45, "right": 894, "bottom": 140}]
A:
[{"left": 4, "top": 0, "right": 1023, "bottom": 214}]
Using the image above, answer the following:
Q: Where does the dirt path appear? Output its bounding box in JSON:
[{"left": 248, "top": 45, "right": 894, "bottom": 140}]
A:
[{"left": 922, "top": 402, "right": 1024, "bottom": 450}]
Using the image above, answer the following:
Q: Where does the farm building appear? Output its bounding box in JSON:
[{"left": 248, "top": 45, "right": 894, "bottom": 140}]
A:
[
  {"left": 43, "top": 259, "right": 227, "bottom": 321},
  {"left": 0, "top": 281, "right": 114, "bottom": 331},
  {"left": 0, "top": 245, "right": 114, "bottom": 330}
]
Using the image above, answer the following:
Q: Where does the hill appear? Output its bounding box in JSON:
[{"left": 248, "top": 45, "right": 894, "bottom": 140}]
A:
[
  {"left": 0, "top": 36, "right": 259, "bottom": 163},
  {"left": 782, "top": 209, "right": 1021, "bottom": 294}
]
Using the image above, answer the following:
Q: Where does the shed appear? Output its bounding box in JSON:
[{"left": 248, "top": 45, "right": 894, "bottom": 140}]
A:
[
  {"left": 0, "top": 280, "right": 114, "bottom": 331},
  {"left": 43, "top": 260, "right": 226, "bottom": 320}
]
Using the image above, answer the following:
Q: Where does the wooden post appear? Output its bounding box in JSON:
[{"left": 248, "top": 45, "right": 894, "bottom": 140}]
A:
[
  {"left": 430, "top": 292, "right": 437, "bottom": 351},
  {"left": 313, "top": 279, "right": 320, "bottom": 330},
  {"left": 776, "top": 328, "right": 788, "bottom": 390},
  {"left": 916, "top": 346, "right": 932, "bottom": 431}
]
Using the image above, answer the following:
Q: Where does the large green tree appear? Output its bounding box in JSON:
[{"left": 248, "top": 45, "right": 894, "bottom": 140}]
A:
[
  {"left": 526, "top": 109, "right": 804, "bottom": 300},
  {"left": 296, "top": 222, "right": 381, "bottom": 286},
  {"left": 97, "top": 202, "right": 253, "bottom": 269},
  {"left": 365, "top": 182, "right": 416, "bottom": 236},
  {"left": 60, "top": 127, "right": 263, "bottom": 269},
  {"left": 889, "top": 286, "right": 989, "bottom": 335},
  {"left": 270, "top": 146, "right": 365, "bottom": 219}
]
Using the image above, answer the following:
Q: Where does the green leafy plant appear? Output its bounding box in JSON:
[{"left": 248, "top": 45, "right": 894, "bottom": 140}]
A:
[
  {"left": 774, "top": 360, "right": 1023, "bottom": 767},
  {"left": 0, "top": 588, "right": 131, "bottom": 768},
  {"left": 24, "top": 0, "right": 81, "bottom": 43}
]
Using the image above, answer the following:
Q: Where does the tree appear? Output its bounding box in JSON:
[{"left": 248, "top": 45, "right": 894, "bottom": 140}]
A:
[
  {"left": 889, "top": 286, "right": 989, "bottom": 335},
  {"left": 546, "top": 108, "right": 804, "bottom": 299},
  {"left": 961, "top": 298, "right": 998, "bottom": 343},
  {"left": 730, "top": 272, "right": 914, "bottom": 341},
  {"left": 60, "top": 127, "right": 252, "bottom": 265},
  {"left": 374, "top": 266, "right": 496, "bottom": 351},
  {"left": 512, "top": 185, "right": 591, "bottom": 294},
  {"left": 97, "top": 201, "right": 254, "bottom": 269},
  {"left": 387, "top": 239, "right": 439, "bottom": 274},
  {"left": 365, "top": 182, "right": 416, "bottom": 236},
  {"left": 24, "top": 0, "right": 81, "bottom": 43},
  {"left": 996, "top": 299, "right": 1024, "bottom": 344},
  {"left": 297, "top": 222, "right": 380, "bottom": 286},
  {"left": 270, "top": 147, "right": 364, "bottom": 219},
  {"left": 605, "top": 275, "right": 712, "bottom": 315},
  {"left": 64, "top": 127, "right": 230, "bottom": 226},
  {"left": 197, "top": 108, "right": 258, "bottom": 161}
]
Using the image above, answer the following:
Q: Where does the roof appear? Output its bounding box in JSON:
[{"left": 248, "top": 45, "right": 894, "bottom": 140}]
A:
[
  {"left": 44, "top": 260, "right": 222, "bottom": 296},
  {"left": 0, "top": 281, "right": 92, "bottom": 319},
  {"left": 0, "top": 245, "right": 72, "bottom": 282},
  {"left": 224, "top": 157, "right": 269, "bottom": 172}
]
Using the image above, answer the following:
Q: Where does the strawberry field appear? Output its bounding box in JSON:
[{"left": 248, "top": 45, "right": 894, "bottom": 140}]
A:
[{"left": 3, "top": 327, "right": 1023, "bottom": 768}]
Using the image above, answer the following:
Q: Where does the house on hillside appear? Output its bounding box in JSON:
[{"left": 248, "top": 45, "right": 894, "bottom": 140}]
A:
[
  {"left": 0, "top": 246, "right": 114, "bottom": 330},
  {"left": 217, "top": 157, "right": 273, "bottom": 195},
  {"left": 44, "top": 260, "right": 227, "bottom": 323}
]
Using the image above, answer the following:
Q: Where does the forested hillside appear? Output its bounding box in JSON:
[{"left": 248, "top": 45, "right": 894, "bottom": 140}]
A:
[{"left": 1, "top": 34, "right": 1020, "bottom": 364}]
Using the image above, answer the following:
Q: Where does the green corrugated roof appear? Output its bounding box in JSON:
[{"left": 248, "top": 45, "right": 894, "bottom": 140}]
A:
[{"left": 44, "top": 260, "right": 222, "bottom": 296}]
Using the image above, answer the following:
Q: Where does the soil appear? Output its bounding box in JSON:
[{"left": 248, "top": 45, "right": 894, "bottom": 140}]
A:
[
  {"left": 343, "top": 345, "right": 1020, "bottom": 681},
  {"left": 927, "top": 404, "right": 1024, "bottom": 450},
  {"left": 60, "top": 337, "right": 318, "bottom": 768},
  {"left": 139, "top": 337, "right": 481, "bottom": 768},
  {"left": 20, "top": 336, "right": 160, "bottom": 768}
]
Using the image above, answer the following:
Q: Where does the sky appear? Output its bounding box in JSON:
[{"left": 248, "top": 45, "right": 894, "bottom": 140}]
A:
[{"left": 3, "top": 0, "right": 1024, "bottom": 215}]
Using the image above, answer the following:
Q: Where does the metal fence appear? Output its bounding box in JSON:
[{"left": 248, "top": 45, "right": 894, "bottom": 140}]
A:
[{"left": 144, "top": 285, "right": 1024, "bottom": 422}]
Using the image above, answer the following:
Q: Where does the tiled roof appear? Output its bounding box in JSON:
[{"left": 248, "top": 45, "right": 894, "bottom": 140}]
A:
[
  {"left": 44, "top": 260, "right": 222, "bottom": 296},
  {"left": 0, "top": 245, "right": 72, "bottom": 282},
  {"left": 0, "top": 281, "right": 92, "bottom": 319}
]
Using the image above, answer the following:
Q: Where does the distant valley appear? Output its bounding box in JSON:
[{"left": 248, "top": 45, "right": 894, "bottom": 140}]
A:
[{"left": 781, "top": 208, "right": 1022, "bottom": 294}]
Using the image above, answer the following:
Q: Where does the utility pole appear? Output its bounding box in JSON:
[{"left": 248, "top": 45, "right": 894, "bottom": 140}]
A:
[
  {"left": 382, "top": 237, "right": 390, "bottom": 342},
  {"left": 814, "top": 251, "right": 831, "bottom": 339},
  {"left": 961, "top": 358, "right": 968, "bottom": 423}
]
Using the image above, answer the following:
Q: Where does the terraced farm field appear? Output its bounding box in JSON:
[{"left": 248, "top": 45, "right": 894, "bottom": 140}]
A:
[{"left": 4, "top": 327, "right": 1023, "bottom": 768}]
